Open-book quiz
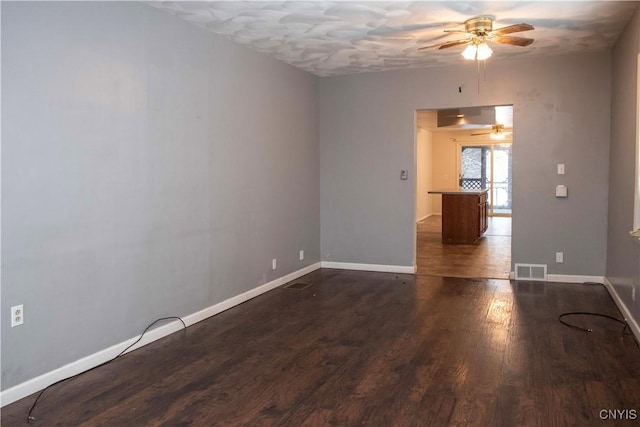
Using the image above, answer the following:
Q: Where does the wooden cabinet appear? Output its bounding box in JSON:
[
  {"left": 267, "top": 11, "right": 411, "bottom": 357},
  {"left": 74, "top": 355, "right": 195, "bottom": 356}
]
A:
[
  {"left": 439, "top": 190, "right": 488, "bottom": 244},
  {"left": 478, "top": 190, "right": 488, "bottom": 237}
]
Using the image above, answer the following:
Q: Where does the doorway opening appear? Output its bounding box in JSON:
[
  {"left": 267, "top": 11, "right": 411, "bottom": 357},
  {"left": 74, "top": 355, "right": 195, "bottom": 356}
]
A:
[{"left": 415, "top": 105, "right": 512, "bottom": 279}]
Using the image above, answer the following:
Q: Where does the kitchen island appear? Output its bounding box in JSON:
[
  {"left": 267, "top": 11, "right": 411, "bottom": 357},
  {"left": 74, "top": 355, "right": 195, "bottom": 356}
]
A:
[{"left": 428, "top": 188, "right": 489, "bottom": 244}]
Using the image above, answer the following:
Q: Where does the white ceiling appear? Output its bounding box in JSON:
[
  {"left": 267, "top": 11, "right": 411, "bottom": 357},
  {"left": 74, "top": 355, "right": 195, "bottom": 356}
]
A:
[{"left": 151, "top": 1, "right": 639, "bottom": 77}]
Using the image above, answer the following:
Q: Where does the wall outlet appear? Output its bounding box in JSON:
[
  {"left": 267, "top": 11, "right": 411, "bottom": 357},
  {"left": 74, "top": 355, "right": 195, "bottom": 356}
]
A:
[
  {"left": 299, "top": 250, "right": 304, "bottom": 261},
  {"left": 272, "top": 258, "right": 277, "bottom": 270},
  {"left": 11, "top": 304, "right": 24, "bottom": 327},
  {"left": 556, "top": 252, "right": 564, "bottom": 263}
]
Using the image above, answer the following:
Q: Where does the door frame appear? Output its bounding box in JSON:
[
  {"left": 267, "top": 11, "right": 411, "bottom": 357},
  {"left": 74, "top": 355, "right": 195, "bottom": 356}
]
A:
[{"left": 413, "top": 104, "right": 515, "bottom": 272}]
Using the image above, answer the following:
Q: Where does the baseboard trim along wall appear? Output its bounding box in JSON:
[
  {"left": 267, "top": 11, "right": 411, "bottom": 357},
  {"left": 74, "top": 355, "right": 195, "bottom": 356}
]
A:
[
  {"left": 546, "top": 274, "right": 606, "bottom": 284},
  {"left": 0, "top": 262, "right": 322, "bottom": 407},
  {"left": 321, "top": 261, "right": 415, "bottom": 274},
  {"left": 416, "top": 213, "right": 441, "bottom": 223},
  {"left": 509, "top": 271, "right": 606, "bottom": 284},
  {"left": 603, "top": 277, "right": 640, "bottom": 343}
]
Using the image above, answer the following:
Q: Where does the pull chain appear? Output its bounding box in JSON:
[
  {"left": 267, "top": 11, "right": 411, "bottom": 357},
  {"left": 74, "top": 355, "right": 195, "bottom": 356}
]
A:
[{"left": 477, "top": 59, "right": 480, "bottom": 94}]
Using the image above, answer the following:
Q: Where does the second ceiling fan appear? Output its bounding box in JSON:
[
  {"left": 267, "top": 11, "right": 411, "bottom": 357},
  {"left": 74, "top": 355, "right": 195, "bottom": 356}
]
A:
[{"left": 471, "top": 123, "right": 512, "bottom": 140}]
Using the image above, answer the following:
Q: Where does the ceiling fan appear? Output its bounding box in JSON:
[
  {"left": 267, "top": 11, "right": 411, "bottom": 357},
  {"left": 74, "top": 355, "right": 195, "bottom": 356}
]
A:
[
  {"left": 418, "top": 16, "right": 534, "bottom": 60},
  {"left": 471, "top": 123, "right": 512, "bottom": 140}
]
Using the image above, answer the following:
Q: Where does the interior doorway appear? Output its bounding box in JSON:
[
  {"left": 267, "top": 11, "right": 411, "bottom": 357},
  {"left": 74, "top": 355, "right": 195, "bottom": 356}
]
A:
[{"left": 415, "top": 105, "right": 512, "bottom": 279}]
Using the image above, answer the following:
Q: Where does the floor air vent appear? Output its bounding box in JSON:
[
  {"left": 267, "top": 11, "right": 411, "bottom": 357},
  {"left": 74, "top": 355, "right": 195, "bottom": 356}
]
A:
[
  {"left": 514, "top": 263, "right": 547, "bottom": 281},
  {"left": 284, "top": 282, "right": 312, "bottom": 290}
]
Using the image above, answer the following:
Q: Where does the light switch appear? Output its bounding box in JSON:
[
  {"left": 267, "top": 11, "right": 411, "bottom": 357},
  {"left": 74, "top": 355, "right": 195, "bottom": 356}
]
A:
[
  {"left": 557, "top": 164, "right": 565, "bottom": 175},
  {"left": 556, "top": 185, "right": 568, "bottom": 198}
]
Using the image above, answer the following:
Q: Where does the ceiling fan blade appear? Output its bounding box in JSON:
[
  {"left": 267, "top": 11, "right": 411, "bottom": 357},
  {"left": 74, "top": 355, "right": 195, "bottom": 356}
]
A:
[
  {"left": 471, "top": 132, "right": 491, "bottom": 136},
  {"left": 418, "top": 38, "right": 471, "bottom": 51},
  {"left": 492, "top": 23, "right": 534, "bottom": 36},
  {"left": 438, "top": 39, "right": 473, "bottom": 50},
  {"left": 493, "top": 36, "right": 534, "bottom": 47}
]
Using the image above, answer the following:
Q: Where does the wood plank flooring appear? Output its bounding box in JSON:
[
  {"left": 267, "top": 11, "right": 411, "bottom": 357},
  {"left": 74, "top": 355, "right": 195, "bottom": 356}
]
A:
[
  {"left": 3, "top": 270, "right": 640, "bottom": 426},
  {"left": 417, "top": 215, "right": 511, "bottom": 279}
]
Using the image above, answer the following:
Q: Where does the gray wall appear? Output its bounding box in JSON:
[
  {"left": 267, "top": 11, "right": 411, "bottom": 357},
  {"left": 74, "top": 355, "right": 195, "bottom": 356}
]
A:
[
  {"left": 607, "top": 7, "right": 640, "bottom": 323},
  {"left": 1, "top": 2, "right": 319, "bottom": 389},
  {"left": 319, "top": 52, "right": 611, "bottom": 273}
]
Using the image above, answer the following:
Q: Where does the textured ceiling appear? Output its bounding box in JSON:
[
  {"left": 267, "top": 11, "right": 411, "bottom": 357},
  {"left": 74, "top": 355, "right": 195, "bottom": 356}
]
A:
[{"left": 150, "top": 1, "right": 640, "bottom": 77}]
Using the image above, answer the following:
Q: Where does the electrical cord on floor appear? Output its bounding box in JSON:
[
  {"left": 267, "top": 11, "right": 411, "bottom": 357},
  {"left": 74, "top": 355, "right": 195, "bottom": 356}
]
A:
[
  {"left": 27, "top": 316, "right": 187, "bottom": 423},
  {"left": 558, "top": 311, "right": 628, "bottom": 334},
  {"left": 558, "top": 282, "right": 631, "bottom": 335}
]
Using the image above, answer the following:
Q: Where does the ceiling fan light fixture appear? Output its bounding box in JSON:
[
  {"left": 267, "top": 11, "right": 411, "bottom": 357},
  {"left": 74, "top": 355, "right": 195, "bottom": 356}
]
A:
[
  {"left": 420, "top": 17, "right": 534, "bottom": 67},
  {"left": 476, "top": 42, "right": 492, "bottom": 60},
  {"left": 461, "top": 44, "right": 477, "bottom": 60},
  {"left": 490, "top": 132, "right": 506, "bottom": 140}
]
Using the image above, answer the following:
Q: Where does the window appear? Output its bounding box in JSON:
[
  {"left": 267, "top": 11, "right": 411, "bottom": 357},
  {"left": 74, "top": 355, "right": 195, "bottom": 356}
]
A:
[{"left": 632, "top": 53, "right": 640, "bottom": 237}]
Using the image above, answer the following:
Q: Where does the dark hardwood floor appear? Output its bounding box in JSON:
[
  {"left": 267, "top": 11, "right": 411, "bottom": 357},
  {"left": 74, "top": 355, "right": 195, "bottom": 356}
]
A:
[
  {"left": 3, "top": 269, "right": 640, "bottom": 426},
  {"left": 417, "top": 215, "right": 511, "bottom": 279}
]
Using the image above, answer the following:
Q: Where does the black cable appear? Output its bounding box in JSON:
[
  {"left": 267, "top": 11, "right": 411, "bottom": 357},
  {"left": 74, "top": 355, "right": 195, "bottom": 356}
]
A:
[
  {"left": 27, "top": 316, "right": 186, "bottom": 423},
  {"left": 558, "top": 283, "right": 635, "bottom": 342},
  {"left": 559, "top": 311, "right": 627, "bottom": 334}
]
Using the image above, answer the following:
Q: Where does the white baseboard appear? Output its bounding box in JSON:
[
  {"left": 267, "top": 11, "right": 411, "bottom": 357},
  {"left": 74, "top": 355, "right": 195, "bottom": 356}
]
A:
[
  {"left": 183, "top": 262, "right": 321, "bottom": 327},
  {"left": 321, "top": 261, "right": 415, "bottom": 274},
  {"left": 546, "top": 274, "right": 605, "bottom": 284},
  {"left": 0, "top": 262, "right": 322, "bottom": 407},
  {"left": 508, "top": 271, "right": 606, "bottom": 284},
  {"left": 603, "top": 277, "right": 640, "bottom": 343},
  {"left": 416, "top": 213, "right": 441, "bottom": 223}
]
